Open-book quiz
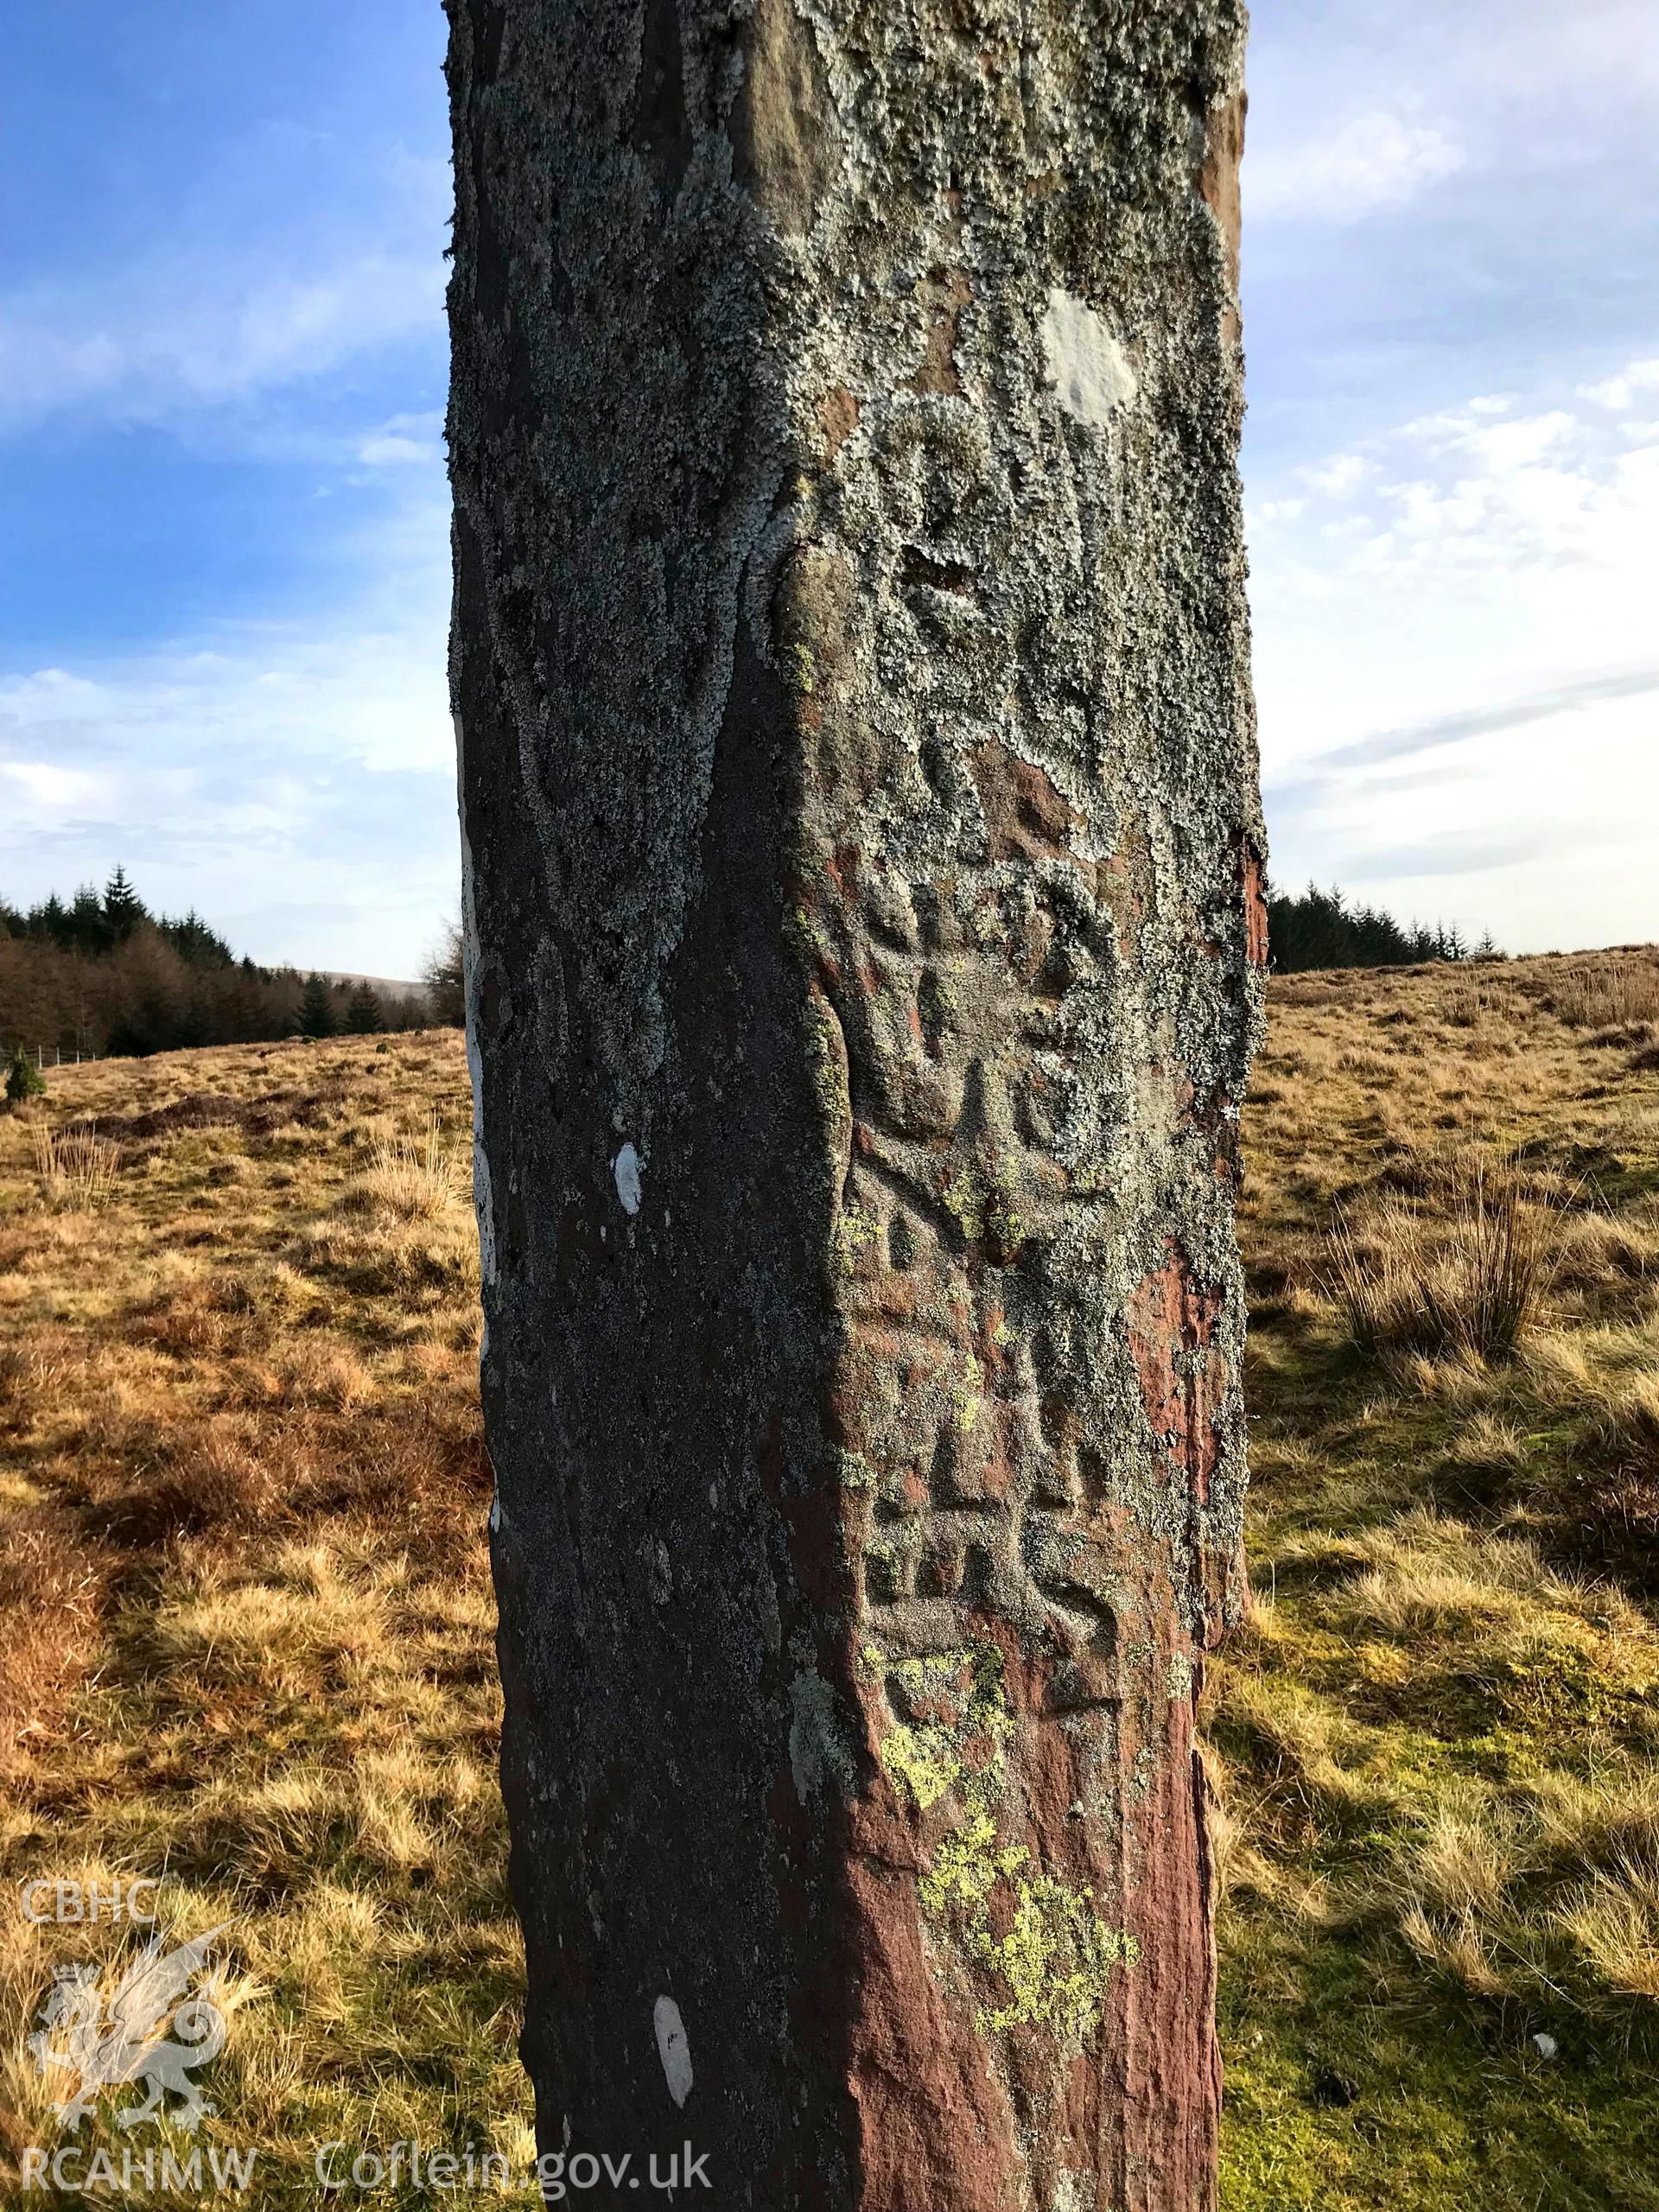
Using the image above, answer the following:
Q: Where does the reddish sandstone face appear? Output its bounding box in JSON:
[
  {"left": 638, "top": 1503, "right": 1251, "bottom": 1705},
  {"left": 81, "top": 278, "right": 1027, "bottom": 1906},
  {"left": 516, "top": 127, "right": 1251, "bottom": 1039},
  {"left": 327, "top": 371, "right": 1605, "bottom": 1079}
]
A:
[
  {"left": 1128, "top": 1242, "right": 1228, "bottom": 1507},
  {"left": 800, "top": 754, "right": 1247, "bottom": 2209},
  {"left": 1243, "top": 843, "right": 1270, "bottom": 970}
]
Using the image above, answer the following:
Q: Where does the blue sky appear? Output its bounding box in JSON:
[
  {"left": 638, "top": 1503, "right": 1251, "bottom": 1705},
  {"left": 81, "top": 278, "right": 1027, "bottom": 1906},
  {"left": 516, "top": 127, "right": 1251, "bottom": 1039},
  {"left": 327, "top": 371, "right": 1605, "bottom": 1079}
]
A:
[{"left": 1, "top": 1, "right": 1655, "bottom": 972}]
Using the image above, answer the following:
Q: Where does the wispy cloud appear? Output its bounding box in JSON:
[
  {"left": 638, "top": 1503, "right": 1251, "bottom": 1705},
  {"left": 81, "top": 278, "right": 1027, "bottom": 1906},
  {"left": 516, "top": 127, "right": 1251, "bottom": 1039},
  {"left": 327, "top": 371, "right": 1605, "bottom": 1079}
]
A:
[
  {"left": 1248, "top": 112, "right": 1465, "bottom": 223},
  {"left": 0, "top": 477, "right": 455, "bottom": 970},
  {"left": 0, "top": 252, "right": 442, "bottom": 434},
  {"left": 1249, "top": 340, "right": 1659, "bottom": 950},
  {"left": 1268, "top": 665, "right": 1659, "bottom": 793}
]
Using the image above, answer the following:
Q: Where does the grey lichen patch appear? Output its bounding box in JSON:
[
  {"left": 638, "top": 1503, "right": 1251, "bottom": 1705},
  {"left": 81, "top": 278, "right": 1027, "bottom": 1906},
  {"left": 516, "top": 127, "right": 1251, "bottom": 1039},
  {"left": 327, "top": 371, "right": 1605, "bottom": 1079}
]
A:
[
  {"left": 1050, "top": 2171, "right": 1100, "bottom": 2212},
  {"left": 788, "top": 1665, "right": 857, "bottom": 1807}
]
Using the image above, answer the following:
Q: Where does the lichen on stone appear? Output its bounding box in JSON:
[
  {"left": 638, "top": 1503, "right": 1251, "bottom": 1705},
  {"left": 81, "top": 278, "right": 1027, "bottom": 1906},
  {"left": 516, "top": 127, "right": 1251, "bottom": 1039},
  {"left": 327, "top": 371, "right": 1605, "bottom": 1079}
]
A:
[{"left": 877, "top": 1638, "right": 1137, "bottom": 2040}]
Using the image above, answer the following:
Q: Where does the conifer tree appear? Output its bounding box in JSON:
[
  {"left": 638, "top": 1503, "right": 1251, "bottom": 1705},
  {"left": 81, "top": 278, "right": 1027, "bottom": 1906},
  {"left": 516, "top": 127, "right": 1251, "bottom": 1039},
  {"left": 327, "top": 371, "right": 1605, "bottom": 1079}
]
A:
[
  {"left": 5, "top": 1049, "right": 45, "bottom": 1103},
  {"left": 298, "top": 973, "right": 337, "bottom": 1039},
  {"left": 102, "top": 866, "right": 148, "bottom": 943},
  {"left": 67, "top": 887, "right": 107, "bottom": 954},
  {"left": 345, "top": 982, "right": 384, "bottom": 1034}
]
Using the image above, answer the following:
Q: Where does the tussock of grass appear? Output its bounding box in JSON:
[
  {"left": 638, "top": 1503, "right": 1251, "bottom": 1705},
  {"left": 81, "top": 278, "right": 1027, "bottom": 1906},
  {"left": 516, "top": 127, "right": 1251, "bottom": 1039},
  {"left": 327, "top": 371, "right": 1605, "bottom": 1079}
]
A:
[
  {"left": 1548, "top": 954, "right": 1659, "bottom": 1031},
  {"left": 1563, "top": 1859, "right": 1659, "bottom": 2003},
  {"left": 30, "top": 1123, "right": 120, "bottom": 1212},
  {"left": 1589, "top": 1371, "right": 1659, "bottom": 1477},
  {"left": 1219, "top": 947, "right": 1659, "bottom": 2209},
  {"left": 343, "top": 1110, "right": 468, "bottom": 1221},
  {"left": 1327, "top": 1164, "right": 1553, "bottom": 1369}
]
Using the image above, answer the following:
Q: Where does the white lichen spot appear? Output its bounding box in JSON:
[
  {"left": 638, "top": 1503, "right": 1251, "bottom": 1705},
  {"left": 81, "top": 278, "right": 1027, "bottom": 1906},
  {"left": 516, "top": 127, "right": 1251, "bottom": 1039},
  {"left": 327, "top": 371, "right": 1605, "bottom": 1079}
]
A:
[
  {"left": 1051, "top": 2172, "right": 1096, "bottom": 2212},
  {"left": 653, "top": 1996, "right": 693, "bottom": 2107},
  {"left": 613, "top": 1141, "right": 643, "bottom": 1216},
  {"left": 1040, "top": 288, "right": 1137, "bottom": 425},
  {"left": 488, "top": 1489, "right": 502, "bottom": 1535}
]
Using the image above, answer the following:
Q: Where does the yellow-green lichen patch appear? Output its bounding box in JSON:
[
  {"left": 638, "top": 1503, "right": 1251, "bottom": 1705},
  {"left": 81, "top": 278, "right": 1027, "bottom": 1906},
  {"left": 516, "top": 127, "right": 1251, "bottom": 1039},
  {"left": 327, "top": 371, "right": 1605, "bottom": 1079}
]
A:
[
  {"left": 976, "top": 1874, "right": 1140, "bottom": 2039},
  {"left": 951, "top": 1350, "right": 984, "bottom": 1432},
  {"left": 880, "top": 1719, "right": 966, "bottom": 1812},
  {"left": 876, "top": 1640, "right": 1137, "bottom": 2039},
  {"left": 836, "top": 1204, "right": 882, "bottom": 1271},
  {"left": 878, "top": 1643, "right": 1010, "bottom": 1813},
  {"left": 809, "top": 1005, "right": 851, "bottom": 1136},
  {"left": 939, "top": 1158, "right": 1025, "bottom": 1260},
  {"left": 836, "top": 1448, "right": 875, "bottom": 1492}
]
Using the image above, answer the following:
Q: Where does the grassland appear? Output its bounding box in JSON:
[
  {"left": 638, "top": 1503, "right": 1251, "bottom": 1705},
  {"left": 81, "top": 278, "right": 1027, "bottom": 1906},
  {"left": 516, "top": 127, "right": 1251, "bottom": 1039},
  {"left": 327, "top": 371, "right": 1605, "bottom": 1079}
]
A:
[
  {"left": 0, "top": 1036, "right": 534, "bottom": 2204},
  {"left": 1217, "top": 948, "right": 1659, "bottom": 2211},
  {"left": 1, "top": 950, "right": 1656, "bottom": 2206}
]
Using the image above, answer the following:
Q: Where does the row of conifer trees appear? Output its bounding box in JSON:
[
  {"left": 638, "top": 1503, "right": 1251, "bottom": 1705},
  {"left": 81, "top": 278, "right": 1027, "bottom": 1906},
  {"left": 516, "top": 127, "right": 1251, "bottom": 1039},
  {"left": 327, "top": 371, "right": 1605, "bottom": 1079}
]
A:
[
  {"left": 3, "top": 868, "right": 1491, "bottom": 1061},
  {"left": 0, "top": 869, "right": 442, "bottom": 1060},
  {"left": 1264, "top": 880, "right": 1494, "bottom": 972}
]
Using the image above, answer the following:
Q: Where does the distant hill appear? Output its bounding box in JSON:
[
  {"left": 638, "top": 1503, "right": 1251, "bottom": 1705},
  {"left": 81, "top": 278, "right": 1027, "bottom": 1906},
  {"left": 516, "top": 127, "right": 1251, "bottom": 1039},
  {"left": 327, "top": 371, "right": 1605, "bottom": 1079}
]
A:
[{"left": 321, "top": 972, "right": 427, "bottom": 1002}]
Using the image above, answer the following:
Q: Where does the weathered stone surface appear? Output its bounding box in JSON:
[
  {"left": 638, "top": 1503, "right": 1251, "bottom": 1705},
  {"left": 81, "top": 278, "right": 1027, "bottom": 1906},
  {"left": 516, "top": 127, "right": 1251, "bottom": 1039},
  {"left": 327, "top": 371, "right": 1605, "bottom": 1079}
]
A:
[{"left": 447, "top": 3, "right": 1262, "bottom": 2206}]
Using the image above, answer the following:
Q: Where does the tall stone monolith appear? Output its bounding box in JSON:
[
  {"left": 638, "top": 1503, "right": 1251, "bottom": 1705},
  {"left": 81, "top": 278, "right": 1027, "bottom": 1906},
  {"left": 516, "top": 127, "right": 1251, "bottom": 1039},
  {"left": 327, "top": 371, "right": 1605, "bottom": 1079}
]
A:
[{"left": 448, "top": 4, "right": 1262, "bottom": 2205}]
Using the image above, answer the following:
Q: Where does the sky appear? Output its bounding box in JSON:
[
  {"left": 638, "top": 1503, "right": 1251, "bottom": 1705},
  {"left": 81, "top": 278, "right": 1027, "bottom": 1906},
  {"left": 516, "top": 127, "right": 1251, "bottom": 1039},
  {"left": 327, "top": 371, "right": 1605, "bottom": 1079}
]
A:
[{"left": 0, "top": 2, "right": 1655, "bottom": 972}]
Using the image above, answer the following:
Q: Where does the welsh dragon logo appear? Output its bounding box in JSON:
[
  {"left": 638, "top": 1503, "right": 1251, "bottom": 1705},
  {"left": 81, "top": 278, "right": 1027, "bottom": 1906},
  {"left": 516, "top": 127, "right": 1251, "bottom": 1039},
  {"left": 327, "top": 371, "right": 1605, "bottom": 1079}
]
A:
[{"left": 28, "top": 1925, "right": 230, "bottom": 2133}]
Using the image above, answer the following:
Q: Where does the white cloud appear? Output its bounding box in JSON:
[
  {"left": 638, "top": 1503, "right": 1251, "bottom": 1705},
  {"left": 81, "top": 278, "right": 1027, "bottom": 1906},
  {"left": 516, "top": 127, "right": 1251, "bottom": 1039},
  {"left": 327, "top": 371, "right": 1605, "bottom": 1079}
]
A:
[
  {"left": 1302, "top": 454, "right": 1372, "bottom": 498},
  {"left": 0, "top": 251, "right": 442, "bottom": 433},
  {"left": 0, "top": 760, "right": 111, "bottom": 810},
  {"left": 1579, "top": 358, "right": 1659, "bottom": 411},
  {"left": 359, "top": 410, "right": 445, "bottom": 467},
  {"left": 1248, "top": 112, "right": 1465, "bottom": 223},
  {"left": 1249, "top": 349, "right": 1659, "bottom": 951},
  {"left": 0, "top": 482, "right": 456, "bottom": 971},
  {"left": 1, "top": 619, "right": 451, "bottom": 786}
]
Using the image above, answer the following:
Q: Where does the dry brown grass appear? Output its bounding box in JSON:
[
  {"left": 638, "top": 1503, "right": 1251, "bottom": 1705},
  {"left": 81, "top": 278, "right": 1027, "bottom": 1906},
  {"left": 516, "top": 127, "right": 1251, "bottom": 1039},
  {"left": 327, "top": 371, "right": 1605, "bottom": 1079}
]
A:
[
  {"left": 1588, "top": 1370, "right": 1659, "bottom": 1478},
  {"left": 1547, "top": 952, "right": 1659, "bottom": 1031},
  {"left": 29, "top": 1123, "right": 120, "bottom": 1211},
  {"left": 1326, "top": 1163, "right": 1554, "bottom": 1370},
  {"left": 0, "top": 1513, "right": 105, "bottom": 1780},
  {"left": 1216, "top": 944, "right": 1659, "bottom": 2205},
  {"left": 5, "top": 954, "right": 1659, "bottom": 2208},
  {"left": 0, "top": 1031, "right": 523, "bottom": 2202},
  {"left": 345, "top": 1109, "right": 469, "bottom": 1221}
]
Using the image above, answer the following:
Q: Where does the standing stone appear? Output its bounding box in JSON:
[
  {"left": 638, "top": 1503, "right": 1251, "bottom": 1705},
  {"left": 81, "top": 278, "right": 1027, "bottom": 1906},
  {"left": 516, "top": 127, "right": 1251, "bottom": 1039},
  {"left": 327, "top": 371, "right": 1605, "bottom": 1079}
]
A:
[{"left": 448, "top": 4, "right": 1262, "bottom": 2207}]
